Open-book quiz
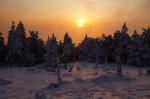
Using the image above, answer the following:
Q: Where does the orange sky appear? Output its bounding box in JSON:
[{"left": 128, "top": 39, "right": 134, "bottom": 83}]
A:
[{"left": 0, "top": 0, "right": 150, "bottom": 44}]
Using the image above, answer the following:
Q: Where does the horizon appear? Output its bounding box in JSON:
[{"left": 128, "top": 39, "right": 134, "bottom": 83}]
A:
[{"left": 0, "top": 0, "right": 150, "bottom": 43}]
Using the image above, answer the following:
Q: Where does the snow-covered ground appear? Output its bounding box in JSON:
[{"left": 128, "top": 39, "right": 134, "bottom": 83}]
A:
[{"left": 0, "top": 62, "right": 150, "bottom": 99}]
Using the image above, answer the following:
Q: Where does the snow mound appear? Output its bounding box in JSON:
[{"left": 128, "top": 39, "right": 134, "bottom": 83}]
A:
[
  {"left": 0, "top": 79, "right": 12, "bottom": 85},
  {"left": 93, "top": 73, "right": 135, "bottom": 84}
]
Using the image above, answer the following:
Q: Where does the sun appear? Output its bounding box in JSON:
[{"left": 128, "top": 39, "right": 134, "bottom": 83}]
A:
[{"left": 77, "top": 18, "right": 86, "bottom": 28}]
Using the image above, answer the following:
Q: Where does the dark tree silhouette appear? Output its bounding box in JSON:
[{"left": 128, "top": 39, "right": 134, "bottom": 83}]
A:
[
  {"left": 62, "top": 32, "right": 75, "bottom": 69},
  {"left": 2, "top": 21, "right": 150, "bottom": 67},
  {"left": 127, "top": 30, "right": 143, "bottom": 66},
  {"left": 44, "top": 34, "right": 58, "bottom": 67},
  {"left": 6, "top": 22, "right": 16, "bottom": 65},
  {"left": 26, "top": 31, "right": 45, "bottom": 64},
  {"left": 141, "top": 27, "right": 150, "bottom": 66},
  {"left": 14, "top": 21, "right": 28, "bottom": 66},
  {"left": 78, "top": 35, "right": 100, "bottom": 63},
  {"left": 101, "top": 34, "right": 114, "bottom": 63},
  {"left": 119, "top": 23, "right": 130, "bottom": 64},
  {"left": 0, "top": 32, "right": 6, "bottom": 64}
]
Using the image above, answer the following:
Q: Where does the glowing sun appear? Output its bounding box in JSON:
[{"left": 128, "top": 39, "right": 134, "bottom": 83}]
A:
[{"left": 77, "top": 18, "right": 86, "bottom": 28}]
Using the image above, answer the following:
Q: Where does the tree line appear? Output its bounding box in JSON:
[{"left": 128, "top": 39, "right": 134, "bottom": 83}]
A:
[{"left": 0, "top": 21, "right": 150, "bottom": 67}]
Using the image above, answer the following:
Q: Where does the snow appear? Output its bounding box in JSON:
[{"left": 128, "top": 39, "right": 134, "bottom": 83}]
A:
[
  {"left": 0, "top": 67, "right": 57, "bottom": 99},
  {"left": 0, "top": 62, "right": 150, "bottom": 99}
]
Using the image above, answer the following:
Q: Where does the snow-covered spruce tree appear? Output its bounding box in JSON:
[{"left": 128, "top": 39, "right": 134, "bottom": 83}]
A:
[
  {"left": 127, "top": 30, "right": 144, "bottom": 66},
  {"left": 101, "top": 34, "right": 114, "bottom": 63},
  {"left": 118, "top": 23, "right": 130, "bottom": 64},
  {"left": 62, "top": 32, "right": 75, "bottom": 68},
  {"left": 0, "top": 32, "right": 6, "bottom": 64},
  {"left": 78, "top": 34, "right": 90, "bottom": 61},
  {"left": 88, "top": 38, "right": 100, "bottom": 63},
  {"left": 94, "top": 38, "right": 100, "bottom": 66},
  {"left": 78, "top": 34, "right": 100, "bottom": 63},
  {"left": 26, "top": 31, "right": 45, "bottom": 64},
  {"left": 141, "top": 27, "right": 150, "bottom": 66},
  {"left": 14, "top": 21, "right": 29, "bottom": 66},
  {"left": 111, "top": 31, "right": 121, "bottom": 63},
  {"left": 44, "top": 34, "right": 58, "bottom": 68},
  {"left": 113, "top": 30, "right": 121, "bottom": 57},
  {"left": 7, "top": 21, "right": 30, "bottom": 66},
  {"left": 44, "top": 35, "right": 64, "bottom": 83},
  {"left": 6, "top": 22, "right": 17, "bottom": 65}
]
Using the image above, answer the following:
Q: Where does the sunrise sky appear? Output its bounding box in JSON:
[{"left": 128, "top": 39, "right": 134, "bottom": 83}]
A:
[{"left": 0, "top": 0, "right": 150, "bottom": 43}]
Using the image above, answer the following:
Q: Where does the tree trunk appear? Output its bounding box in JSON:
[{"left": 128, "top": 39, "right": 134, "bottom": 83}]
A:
[
  {"left": 64, "top": 61, "right": 67, "bottom": 69},
  {"left": 117, "top": 64, "right": 122, "bottom": 74},
  {"left": 95, "top": 54, "right": 99, "bottom": 67},
  {"left": 116, "top": 55, "right": 122, "bottom": 74},
  {"left": 68, "top": 65, "right": 73, "bottom": 72},
  {"left": 56, "top": 58, "right": 62, "bottom": 84}
]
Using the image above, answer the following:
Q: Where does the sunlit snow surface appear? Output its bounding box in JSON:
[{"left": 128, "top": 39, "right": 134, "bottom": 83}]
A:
[{"left": 0, "top": 62, "right": 150, "bottom": 99}]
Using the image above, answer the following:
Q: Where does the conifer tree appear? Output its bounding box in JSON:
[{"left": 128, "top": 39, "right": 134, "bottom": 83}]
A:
[
  {"left": 0, "top": 32, "right": 6, "bottom": 63},
  {"left": 78, "top": 34, "right": 90, "bottom": 61},
  {"left": 44, "top": 34, "right": 58, "bottom": 67},
  {"left": 128, "top": 30, "right": 144, "bottom": 66},
  {"left": 113, "top": 31, "right": 121, "bottom": 62},
  {"left": 26, "top": 31, "right": 45, "bottom": 64},
  {"left": 101, "top": 34, "right": 113, "bottom": 63},
  {"left": 89, "top": 38, "right": 100, "bottom": 63},
  {"left": 119, "top": 23, "right": 130, "bottom": 64},
  {"left": 63, "top": 32, "right": 75, "bottom": 68},
  {"left": 141, "top": 27, "right": 150, "bottom": 66},
  {"left": 6, "top": 22, "right": 16, "bottom": 64},
  {"left": 14, "top": 21, "right": 28, "bottom": 65}
]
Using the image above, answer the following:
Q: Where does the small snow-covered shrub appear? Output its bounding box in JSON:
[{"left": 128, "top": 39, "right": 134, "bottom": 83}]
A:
[{"left": 47, "top": 83, "right": 59, "bottom": 89}]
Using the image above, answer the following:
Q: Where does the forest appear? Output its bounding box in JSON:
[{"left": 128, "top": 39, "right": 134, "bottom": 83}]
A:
[{"left": 0, "top": 21, "right": 150, "bottom": 67}]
